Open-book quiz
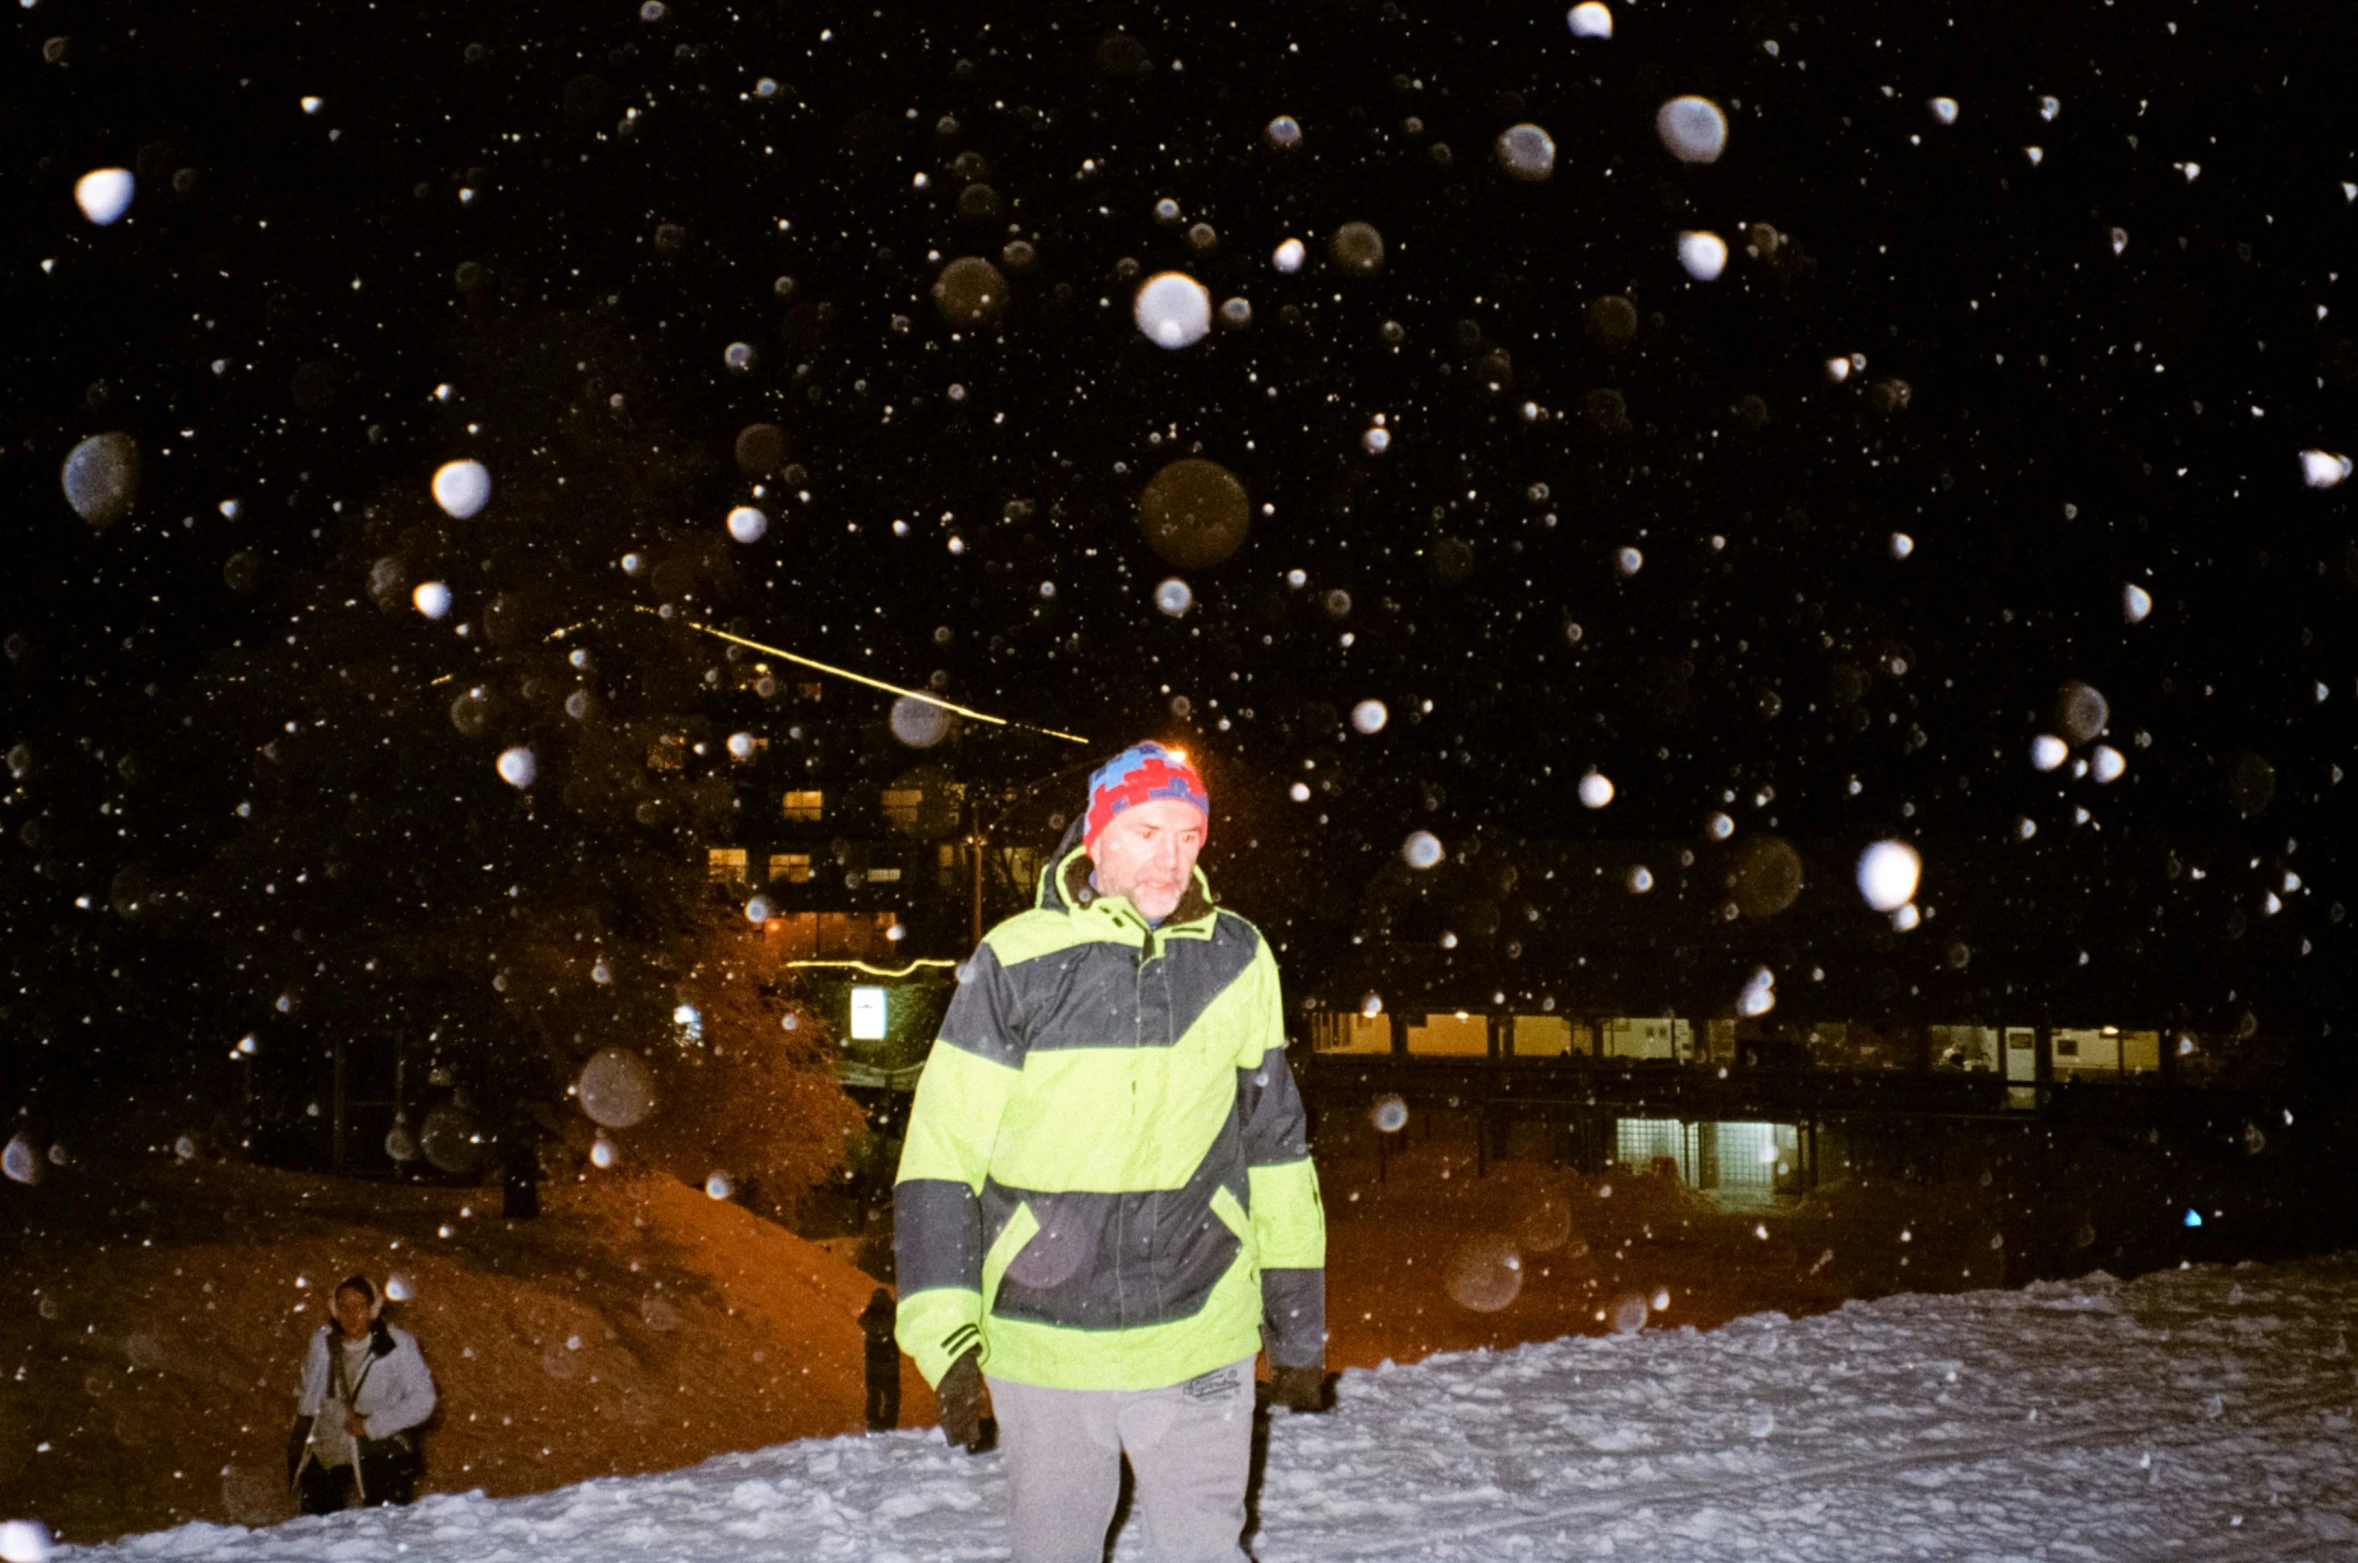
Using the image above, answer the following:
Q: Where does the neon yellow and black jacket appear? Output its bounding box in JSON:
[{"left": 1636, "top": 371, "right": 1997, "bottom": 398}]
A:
[{"left": 893, "top": 838, "right": 1326, "bottom": 1392}]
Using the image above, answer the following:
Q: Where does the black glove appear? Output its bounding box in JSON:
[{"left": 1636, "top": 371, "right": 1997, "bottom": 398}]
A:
[
  {"left": 937, "top": 1346, "right": 985, "bottom": 1450},
  {"left": 1267, "top": 1362, "right": 1328, "bottom": 1414}
]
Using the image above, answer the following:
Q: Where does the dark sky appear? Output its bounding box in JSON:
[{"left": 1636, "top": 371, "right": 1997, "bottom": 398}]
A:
[{"left": 6, "top": 0, "right": 2356, "bottom": 1093}]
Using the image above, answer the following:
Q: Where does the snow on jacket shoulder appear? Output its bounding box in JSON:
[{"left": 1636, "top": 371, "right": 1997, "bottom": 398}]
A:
[
  {"left": 894, "top": 837, "right": 1326, "bottom": 1393},
  {"left": 298, "top": 1324, "right": 438, "bottom": 1439}
]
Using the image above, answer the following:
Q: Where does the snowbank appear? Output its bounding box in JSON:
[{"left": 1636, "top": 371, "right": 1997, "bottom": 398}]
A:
[
  {"left": 0, "top": 1161, "right": 928, "bottom": 1544},
  {"left": 53, "top": 1253, "right": 2358, "bottom": 1561}
]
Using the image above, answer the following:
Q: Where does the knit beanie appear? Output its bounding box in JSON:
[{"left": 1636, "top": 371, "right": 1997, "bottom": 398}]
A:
[{"left": 1082, "top": 742, "right": 1209, "bottom": 857}]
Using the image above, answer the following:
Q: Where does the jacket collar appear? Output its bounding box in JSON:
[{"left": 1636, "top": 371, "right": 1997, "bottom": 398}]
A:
[{"left": 1038, "top": 839, "right": 1218, "bottom": 938}]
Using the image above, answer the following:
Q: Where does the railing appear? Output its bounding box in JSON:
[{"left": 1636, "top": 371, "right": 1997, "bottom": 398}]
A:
[{"left": 1295, "top": 1047, "right": 2276, "bottom": 1131}]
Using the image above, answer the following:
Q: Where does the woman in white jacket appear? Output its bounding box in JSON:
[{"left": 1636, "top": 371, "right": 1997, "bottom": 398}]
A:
[{"left": 288, "top": 1273, "right": 437, "bottom": 1513}]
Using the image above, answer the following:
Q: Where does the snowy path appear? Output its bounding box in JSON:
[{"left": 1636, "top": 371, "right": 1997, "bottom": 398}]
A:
[{"left": 63, "top": 1256, "right": 2357, "bottom": 1562}]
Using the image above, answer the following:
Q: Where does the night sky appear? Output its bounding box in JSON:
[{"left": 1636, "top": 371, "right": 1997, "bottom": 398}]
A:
[{"left": 7, "top": 0, "right": 2357, "bottom": 1121}]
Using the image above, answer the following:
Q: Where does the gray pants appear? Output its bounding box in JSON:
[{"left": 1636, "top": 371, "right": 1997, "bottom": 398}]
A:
[{"left": 987, "top": 1359, "right": 1254, "bottom": 1563}]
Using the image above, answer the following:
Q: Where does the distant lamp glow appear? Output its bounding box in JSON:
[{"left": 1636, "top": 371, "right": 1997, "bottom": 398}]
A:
[{"left": 2183, "top": 1208, "right": 2203, "bottom": 1228}]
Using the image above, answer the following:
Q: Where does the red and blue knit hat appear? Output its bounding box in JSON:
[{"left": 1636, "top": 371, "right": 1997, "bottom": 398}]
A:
[{"left": 1082, "top": 742, "right": 1209, "bottom": 857}]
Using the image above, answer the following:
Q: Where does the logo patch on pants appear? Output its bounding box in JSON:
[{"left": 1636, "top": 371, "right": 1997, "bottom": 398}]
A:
[{"left": 1181, "top": 1367, "right": 1240, "bottom": 1403}]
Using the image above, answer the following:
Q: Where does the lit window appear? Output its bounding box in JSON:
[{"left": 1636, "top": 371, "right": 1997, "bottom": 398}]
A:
[
  {"left": 849, "top": 986, "right": 888, "bottom": 1041},
  {"left": 866, "top": 866, "right": 903, "bottom": 883},
  {"left": 769, "top": 852, "right": 812, "bottom": 884},
  {"left": 782, "top": 790, "right": 823, "bottom": 822},
  {"left": 881, "top": 787, "right": 925, "bottom": 828},
  {"left": 1614, "top": 1117, "right": 1692, "bottom": 1184},
  {"left": 707, "top": 848, "right": 749, "bottom": 883}
]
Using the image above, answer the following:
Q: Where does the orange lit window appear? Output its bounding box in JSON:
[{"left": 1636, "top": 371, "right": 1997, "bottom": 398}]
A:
[{"left": 882, "top": 788, "right": 924, "bottom": 828}]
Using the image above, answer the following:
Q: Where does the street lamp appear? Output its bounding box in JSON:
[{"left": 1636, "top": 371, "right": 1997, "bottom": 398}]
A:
[{"left": 968, "top": 758, "right": 1099, "bottom": 947}]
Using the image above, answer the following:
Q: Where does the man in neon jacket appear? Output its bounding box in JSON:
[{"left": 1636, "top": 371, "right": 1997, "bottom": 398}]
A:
[{"left": 895, "top": 741, "right": 1327, "bottom": 1563}]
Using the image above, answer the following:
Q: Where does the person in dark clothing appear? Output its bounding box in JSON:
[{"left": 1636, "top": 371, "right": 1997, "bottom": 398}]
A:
[{"left": 859, "top": 1286, "right": 901, "bottom": 1432}]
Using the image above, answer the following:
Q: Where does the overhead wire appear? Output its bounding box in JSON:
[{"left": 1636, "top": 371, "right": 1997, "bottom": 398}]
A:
[{"left": 623, "top": 605, "right": 1090, "bottom": 744}]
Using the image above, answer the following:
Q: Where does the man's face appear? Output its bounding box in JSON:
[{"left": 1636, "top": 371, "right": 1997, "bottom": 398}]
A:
[{"left": 1090, "top": 797, "right": 1205, "bottom": 923}]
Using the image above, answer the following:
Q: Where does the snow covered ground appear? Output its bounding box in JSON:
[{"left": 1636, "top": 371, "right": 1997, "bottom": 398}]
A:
[{"left": 52, "top": 1255, "right": 2357, "bottom": 1562}]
